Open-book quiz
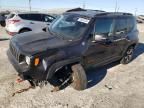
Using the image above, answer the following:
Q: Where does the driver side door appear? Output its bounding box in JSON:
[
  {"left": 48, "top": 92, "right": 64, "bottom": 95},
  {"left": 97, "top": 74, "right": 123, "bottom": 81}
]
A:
[{"left": 83, "top": 17, "right": 116, "bottom": 66}]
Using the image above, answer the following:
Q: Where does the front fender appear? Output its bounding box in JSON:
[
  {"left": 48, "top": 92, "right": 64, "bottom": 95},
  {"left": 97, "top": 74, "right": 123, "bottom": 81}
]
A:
[{"left": 45, "top": 57, "right": 81, "bottom": 80}]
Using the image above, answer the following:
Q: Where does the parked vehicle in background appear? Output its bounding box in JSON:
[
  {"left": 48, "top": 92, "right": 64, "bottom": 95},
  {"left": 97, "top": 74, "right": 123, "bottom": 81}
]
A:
[
  {"left": 0, "top": 14, "right": 5, "bottom": 26},
  {"left": 7, "top": 9, "right": 139, "bottom": 90},
  {"left": 0, "top": 11, "right": 10, "bottom": 27},
  {"left": 5, "top": 12, "right": 56, "bottom": 36},
  {"left": 137, "top": 15, "right": 144, "bottom": 23}
]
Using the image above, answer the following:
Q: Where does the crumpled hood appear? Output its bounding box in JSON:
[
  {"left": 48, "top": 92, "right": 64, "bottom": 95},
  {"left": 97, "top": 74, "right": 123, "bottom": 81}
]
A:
[{"left": 11, "top": 31, "right": 68, "bottom": 55}]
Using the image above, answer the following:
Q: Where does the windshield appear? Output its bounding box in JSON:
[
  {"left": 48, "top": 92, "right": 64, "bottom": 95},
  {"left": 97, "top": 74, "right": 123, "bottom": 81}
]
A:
[{"left": 49, "top": 14, "right": 90, "bottom": 40}]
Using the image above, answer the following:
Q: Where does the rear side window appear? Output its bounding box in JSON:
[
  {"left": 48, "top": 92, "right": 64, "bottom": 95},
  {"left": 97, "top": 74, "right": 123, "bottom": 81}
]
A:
[
  {"left": 7, "top": 14, "right": 15, "bottom": 19},
  {"left": 127, "top": 17, "right": 136, "bottom": 32},
  {"left": 115, "top": 18, "right": 127, "bottom": 35},
  {"left": 19, "top": 14, "right": 29, "bottom": 20},
  {"left": 19, "top": 14, "right": 42, "bottom": 21},
  {"left": 94, "top": 18, "right": 114, "bottom": 36},
  {"left": 29, "top": 14, "right": 42, "bottom": 21}
]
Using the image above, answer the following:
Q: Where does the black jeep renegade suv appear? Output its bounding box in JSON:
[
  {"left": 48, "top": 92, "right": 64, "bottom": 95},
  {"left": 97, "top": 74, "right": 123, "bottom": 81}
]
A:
[{"left": 7, "top": 10, "right": 139, "bottom": 90}]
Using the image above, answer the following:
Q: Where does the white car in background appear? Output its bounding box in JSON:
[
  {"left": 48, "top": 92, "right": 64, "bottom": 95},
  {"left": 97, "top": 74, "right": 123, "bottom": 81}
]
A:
[{"left": 5, "top": 12, "right": 56, "bottom": 36}]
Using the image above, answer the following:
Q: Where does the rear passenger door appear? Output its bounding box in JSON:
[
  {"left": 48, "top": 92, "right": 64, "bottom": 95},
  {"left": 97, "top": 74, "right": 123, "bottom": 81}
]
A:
[
  {"left": 28, "top": 14, "right": 46, "bottom": 32},
  {"left": 112, "top": 17, "right": 128, "bottom": 57}
]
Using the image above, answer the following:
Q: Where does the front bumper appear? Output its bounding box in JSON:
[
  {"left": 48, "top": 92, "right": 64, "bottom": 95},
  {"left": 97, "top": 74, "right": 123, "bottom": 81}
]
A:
[{"left": 7, "top": 50, "right": 46, "bottom": 80}]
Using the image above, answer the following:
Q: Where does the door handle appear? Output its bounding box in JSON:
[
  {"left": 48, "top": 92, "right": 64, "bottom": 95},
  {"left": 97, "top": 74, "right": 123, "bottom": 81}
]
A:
[
  {"left": 30, "top": 22, "right": 34, "bottom": 24},
  {"left": 105, "top": 40, "right": 113, "bottom": 44}
]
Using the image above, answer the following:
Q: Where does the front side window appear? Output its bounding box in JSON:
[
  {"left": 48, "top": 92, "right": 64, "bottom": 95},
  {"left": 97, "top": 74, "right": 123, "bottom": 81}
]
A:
[
  {"left": 94, "top": 18, "right": 114, "bottom": 36},
  {"left": 42, "top": 15, "right": 55, "bottom": 22},
  {"left": 49, "top": 14, "right": 90, "bottom": 40},
  {"left": 115, "top": 18, "right": 127, "bottom": 35}
]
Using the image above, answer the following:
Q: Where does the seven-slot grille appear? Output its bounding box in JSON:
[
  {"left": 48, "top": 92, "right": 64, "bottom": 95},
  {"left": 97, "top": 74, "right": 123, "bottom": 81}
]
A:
[{"left": 10, "top": 42, "right": 24, "bottom": 62}]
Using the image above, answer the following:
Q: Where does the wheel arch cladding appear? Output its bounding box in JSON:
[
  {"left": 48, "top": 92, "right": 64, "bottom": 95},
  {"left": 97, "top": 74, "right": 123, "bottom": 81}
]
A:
[
  {"left": 45, "top": 57, "right": 81, "bottom": 80},
  {"left": 19, "top": 27, "right": 32, "bottom": 33}
]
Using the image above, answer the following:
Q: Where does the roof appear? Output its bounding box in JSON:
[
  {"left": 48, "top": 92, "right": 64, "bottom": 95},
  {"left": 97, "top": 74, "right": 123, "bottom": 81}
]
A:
[
  {"left": 65, "top": 11, "right": 105, "bottom": 18},
  {"left": 10, "top": 11, "right": 50, "bottom": 15},
  {"left": 65, "top": 9, "right": 133, "bottom": 18}
]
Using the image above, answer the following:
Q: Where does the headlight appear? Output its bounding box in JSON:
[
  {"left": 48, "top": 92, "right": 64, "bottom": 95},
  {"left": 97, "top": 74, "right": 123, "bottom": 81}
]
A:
[{"left": 25, "top": 56, "right": 31, "bottom": 65}]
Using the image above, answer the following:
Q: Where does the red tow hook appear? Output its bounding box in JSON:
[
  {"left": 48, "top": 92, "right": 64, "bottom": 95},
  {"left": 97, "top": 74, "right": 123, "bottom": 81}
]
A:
[
  {"left": 12, "top": 77, "right": 34, "bottom": 97},
  {"left": 16, "top": 77, "right": 24, "bottom": 83}
]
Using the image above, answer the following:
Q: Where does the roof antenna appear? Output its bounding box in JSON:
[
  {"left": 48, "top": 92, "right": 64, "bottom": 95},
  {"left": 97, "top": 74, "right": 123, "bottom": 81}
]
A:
[
  {"left": 82, "top": 1, "right": 86, "bottom": 9},
  {"left": 114, "top": 0, "right": 118, "bottom": 13},
  {"left": 0, "top": 0, "right": 1, "bottom": 9},
  {"left": 29, "top": 0, "right": 32, "bottom": 11},
  {"left": 117, "top": 7, "right": 120, "bottom": 12},
  {"left": 135, "top": 8, "right": 137, "bottom": 16}
]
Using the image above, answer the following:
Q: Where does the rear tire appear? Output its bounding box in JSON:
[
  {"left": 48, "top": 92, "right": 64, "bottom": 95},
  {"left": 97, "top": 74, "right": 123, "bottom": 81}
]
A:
[
  {"left": 19, "top": 29, "right": 31, "bottom": 34},
  {"left": 71, "top": 64, "right": 87, "bottom": 90},
  {"left": 120, "top": 46, "right": 134, "bottom": 64}
]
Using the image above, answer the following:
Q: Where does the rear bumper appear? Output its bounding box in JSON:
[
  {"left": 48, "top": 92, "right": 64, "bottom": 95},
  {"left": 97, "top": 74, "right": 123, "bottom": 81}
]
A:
[
  {"left": 5, "top": 24, "right": 19, "bottom": 36},
  {"left": 7, "top": 50, "right": 46, "bottom": 80},
  {"left": 6, "top": 30, "right": 17, "bottom": 36}
]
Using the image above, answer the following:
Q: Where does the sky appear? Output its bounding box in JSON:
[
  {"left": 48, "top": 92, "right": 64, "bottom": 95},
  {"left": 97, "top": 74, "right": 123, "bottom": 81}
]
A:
[{"left": 0, "top": 0, "right": 144, "bottom": 15}]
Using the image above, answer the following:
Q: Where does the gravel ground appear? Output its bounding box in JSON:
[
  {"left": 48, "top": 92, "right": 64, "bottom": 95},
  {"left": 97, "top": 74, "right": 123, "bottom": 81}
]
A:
[
  {"left": 0, "top": 25, "right": 144, "bottom": 108},
  {"left": 0, "top": 26, "right": 10, "bottom": 40}
]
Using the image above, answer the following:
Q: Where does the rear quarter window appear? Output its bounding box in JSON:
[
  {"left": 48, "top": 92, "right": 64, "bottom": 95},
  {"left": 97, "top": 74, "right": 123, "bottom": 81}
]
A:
[{"left": 7, "top": 14, "right": 15, "bottom": 19}]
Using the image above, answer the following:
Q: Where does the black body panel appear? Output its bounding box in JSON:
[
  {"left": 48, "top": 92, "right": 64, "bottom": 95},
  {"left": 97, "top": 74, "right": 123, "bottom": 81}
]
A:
[{"left": 7, "top": 11, "right": 139, "bottom": 81}]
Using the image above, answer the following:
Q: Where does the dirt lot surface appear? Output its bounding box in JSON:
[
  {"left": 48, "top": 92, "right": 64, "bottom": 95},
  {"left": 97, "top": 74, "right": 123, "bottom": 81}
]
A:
[{"left": 0, "top": 25, "right": 144, "bottom": 108}]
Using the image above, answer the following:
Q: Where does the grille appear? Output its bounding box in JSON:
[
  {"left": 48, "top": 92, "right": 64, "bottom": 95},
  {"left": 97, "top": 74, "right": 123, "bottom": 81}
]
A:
[{"left": 10, "top": 42, "right": 24, "bottom": 63}]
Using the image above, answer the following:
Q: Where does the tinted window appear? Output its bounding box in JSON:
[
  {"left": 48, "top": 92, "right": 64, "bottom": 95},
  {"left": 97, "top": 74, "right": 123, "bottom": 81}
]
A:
[
  {"left": 94, "top": 18, "right": 114, "bottom": 36},
  {"left": 42, "top": 14, "right": 55, "bottom": 22},
  {"left": 7, "top": 14, "right": 15, "bottom": 19},
  {"left": 127, "top": 17, "right": 136, "bottom": 32},
  {"left": 19, "top": 14, "right": 29, "bottom": 20},
  {"left": 29, "top": 14, "right": 42, "bottom": 21},
  {"left": 19, "top": 14, "right": 42, "bottom": 21},
  {"left": 115, "top": 18, "right": 127, "bottom": 35}
]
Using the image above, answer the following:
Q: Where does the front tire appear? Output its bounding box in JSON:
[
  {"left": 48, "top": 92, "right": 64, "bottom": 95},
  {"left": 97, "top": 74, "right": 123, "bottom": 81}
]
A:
[
  {"left": 120, "top": 46, "right": 134, "bottom": 64},
  {"left": 71, "top": 64, "right": 87, "bottom": 90}
]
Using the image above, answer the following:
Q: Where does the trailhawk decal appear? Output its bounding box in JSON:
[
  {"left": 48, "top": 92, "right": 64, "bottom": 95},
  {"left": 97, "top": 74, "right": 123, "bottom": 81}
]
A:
[{"left": 77, "top": 18, "right": 90, "bottom": 24}]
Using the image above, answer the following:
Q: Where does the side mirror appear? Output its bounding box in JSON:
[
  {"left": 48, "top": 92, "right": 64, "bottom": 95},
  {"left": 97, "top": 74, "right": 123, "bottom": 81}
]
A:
[
  {"left": 42, "top": 27, "right": 48, "bottom": 32},
  {"left": 92, "top": 34, "right": 107, "bottom": 42}
]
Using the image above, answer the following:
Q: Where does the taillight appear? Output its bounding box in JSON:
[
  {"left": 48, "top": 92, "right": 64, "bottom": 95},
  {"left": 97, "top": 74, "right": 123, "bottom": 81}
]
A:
[{"left": 8, "top": 20, "right": 20, "bottom": 24}]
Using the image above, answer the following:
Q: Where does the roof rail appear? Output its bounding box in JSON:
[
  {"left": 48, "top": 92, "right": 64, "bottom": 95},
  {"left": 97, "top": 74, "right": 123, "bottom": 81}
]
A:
[
  {"left": 66, "top": 8, "right": 86, "bottom": 12},
  {"left": 96, "top": 12, "right": 133, "bottom": 16},
  {"left": 93, "top": 10, "right": 106, "bottom": 12},
  {"left": 121, "top": 13, "right": 133, "bottom": 15},
  {"left": 66, "top": 8, "right": 106, "bottom": 13}
]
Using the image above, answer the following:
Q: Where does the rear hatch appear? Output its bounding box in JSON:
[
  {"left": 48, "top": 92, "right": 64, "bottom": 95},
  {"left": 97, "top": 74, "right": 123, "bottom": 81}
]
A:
[{"left": 6, "top": 13, "right": 21, "bottom": 28}]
